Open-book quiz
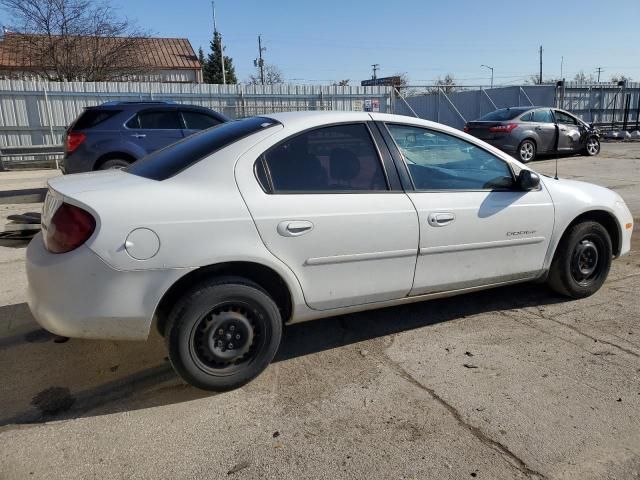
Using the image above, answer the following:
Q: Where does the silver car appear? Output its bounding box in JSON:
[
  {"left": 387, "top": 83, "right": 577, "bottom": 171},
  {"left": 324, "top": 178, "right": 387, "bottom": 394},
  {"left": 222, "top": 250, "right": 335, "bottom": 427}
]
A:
[{"left": 464, "top": 107, "right": 601, "bottom": 163}]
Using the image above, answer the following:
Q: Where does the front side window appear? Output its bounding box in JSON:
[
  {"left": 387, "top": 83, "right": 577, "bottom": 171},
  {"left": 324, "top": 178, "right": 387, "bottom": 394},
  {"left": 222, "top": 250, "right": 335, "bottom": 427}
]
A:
[
  {"left": 127, "top": 110, "right": 182, "bottom": 129},
  {"left": 532, "top": 109, "right": 554, "bottom": 123},
  {"left": 387, "top": 124, "right": 514, "bottom": 190},
  {"left": 182, "top": 111, "right": 221, "bottom": 130},
  {"left": 554, "top": 111, "right": 577, "bottom": 125},
  {"left": 259, "top": 123, "right": 388, "bottom": 193}
]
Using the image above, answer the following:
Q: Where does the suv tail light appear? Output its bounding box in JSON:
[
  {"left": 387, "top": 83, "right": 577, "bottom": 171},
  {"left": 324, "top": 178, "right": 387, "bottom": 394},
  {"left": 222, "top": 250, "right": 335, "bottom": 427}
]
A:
[
  {"left": 488, "top": 124, "right": 518, "bottom": 133},
  {"left": 45, "top": 203, "right": 96, "bottom": 253},
  {"left": 65, "top": 131, "right": 86, "bottom": 154}
]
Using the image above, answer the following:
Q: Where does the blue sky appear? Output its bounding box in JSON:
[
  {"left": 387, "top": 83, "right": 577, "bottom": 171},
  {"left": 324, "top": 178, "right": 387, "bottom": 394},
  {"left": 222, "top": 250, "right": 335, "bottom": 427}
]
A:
[{"left": 116, "top": 0, "right": 639, "bottom": 85}]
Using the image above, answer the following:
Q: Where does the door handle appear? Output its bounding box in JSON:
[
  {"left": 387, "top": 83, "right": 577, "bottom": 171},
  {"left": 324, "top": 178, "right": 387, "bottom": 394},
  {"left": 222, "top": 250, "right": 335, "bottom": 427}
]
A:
[
  {"left": 131, "top": 134, "right": 146, "bottom": 139},
  {"left": 277, "top": 220, "right": 314, "bottom": 237},
  {"left": 427, "top": 212, "right": 455, "bottom": 227}
]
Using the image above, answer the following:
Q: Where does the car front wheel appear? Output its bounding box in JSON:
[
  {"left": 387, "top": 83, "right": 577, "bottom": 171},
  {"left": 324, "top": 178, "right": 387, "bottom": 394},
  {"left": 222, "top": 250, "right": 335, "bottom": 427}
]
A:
[
  {"left": 517, "top": 139, "right": 536, "bottom": 163},
  {"left": 584, "top": 136, "right": 600, "bottom": 156},
  {"left": 548, "top": 221, "right": 612, "bottom": 298},
  {"left": 165, "top": 277, "right": 282, "bottom": 391}
]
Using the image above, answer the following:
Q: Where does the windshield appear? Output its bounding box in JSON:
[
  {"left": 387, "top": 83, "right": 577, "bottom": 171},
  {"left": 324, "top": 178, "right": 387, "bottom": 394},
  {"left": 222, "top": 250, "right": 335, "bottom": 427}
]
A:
[
  {"left": 127, "top": 116, "right": 279, "bottom": 180},
  {"left": 478, "top": 108, "right": 528, "bottom": 121}
]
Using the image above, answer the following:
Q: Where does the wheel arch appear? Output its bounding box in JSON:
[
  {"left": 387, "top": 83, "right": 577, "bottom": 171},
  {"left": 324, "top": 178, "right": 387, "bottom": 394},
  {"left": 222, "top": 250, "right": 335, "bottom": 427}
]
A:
[
  {"left": 94, "top": 151, "right": 137, "bottom": 170},
  {"left": 154, "top": 261, "right": 294, "bottom": 337},
  {"left": 553, "top": 209, "right": 621, "bottom": 260}
]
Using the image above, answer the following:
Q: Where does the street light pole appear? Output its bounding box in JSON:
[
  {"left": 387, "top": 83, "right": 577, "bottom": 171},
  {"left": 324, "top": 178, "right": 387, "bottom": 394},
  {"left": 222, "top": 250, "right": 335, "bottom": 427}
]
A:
[{"left": 481, "top": 64, "right": 494, "bottom": 88}]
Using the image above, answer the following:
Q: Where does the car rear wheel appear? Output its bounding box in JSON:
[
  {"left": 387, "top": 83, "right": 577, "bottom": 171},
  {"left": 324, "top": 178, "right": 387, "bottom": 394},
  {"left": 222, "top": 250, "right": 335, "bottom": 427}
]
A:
[
  {"left": 548, "top": 221, "right": 612, "bottom": 298},
  {"left": 98, "top": 158, "right": 130, "bottom": 170},
  {"left": 165, "top": 277, "right": 282, "bottom": 391},
  {"left": 584, "top": 136, "right": 600, "bottom": 156},
  {"left": 517, "top": 139, "right": 536, "bottom": 163}
]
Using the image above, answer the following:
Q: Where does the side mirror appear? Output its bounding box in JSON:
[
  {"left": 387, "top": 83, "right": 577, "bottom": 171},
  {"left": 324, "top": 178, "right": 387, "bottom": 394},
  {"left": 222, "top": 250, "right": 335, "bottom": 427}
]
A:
[{"left": 517, "top": 170, "right": 540, "bottom": 191}]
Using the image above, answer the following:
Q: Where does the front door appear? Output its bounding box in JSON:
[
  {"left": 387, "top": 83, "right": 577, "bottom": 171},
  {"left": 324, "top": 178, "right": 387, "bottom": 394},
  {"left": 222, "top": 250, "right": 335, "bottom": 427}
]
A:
[
  {"left": 236, "top": 122, "right": 419, "bottom": 310},
  {"left": 125, "top": 109, "right": 184, "bottom": 154},
  {"left": 554, "top": 110, "right": 582, "bottom": 152},
  {"left": 384, "top": 123, "right": 554, "bottom": 295}
]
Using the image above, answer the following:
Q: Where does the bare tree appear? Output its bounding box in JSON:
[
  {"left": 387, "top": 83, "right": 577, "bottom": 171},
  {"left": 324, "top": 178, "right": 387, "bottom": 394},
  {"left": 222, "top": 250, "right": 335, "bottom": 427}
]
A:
[
  {"left": 429, "top": 74, "right": 457, "bottom": 94},
  {"left": 610, "top": 74, "right": 632, "bottom": 84},
  {"left": 0, "top": 0, "right": 149, "bottom": 81},
  {"left": 248, "top": 64, "right": 284, "bottom": 85},
  {"left": 332, "top": 79, "right": 350, "bottom": 86},
  {"left": 572, "top": 71, "right": 596, "bottom": 84}
]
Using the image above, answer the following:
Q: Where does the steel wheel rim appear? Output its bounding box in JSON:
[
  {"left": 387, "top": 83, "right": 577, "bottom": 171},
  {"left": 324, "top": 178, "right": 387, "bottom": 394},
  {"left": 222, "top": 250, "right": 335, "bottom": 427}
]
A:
[
  {"left": 587, "top": 138, "right": 599, "bottom": 155},
  {"left": 520, "top": 142, "right": 534, "bottom": 161},
  {"left": 188, "top": 301, "right": 267, "bottom": 376},
  {"left": 570, "top": 238, "right": 602, "bottom": 286}
]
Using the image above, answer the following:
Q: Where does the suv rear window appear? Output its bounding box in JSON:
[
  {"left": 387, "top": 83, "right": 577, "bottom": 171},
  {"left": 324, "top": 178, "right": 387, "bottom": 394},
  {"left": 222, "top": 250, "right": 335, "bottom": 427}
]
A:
[
  {"left": 127, "top": 117, "right": 279, "bottom": 180},
  {"left": 72, "top": 109, "right": 120, "bottom": 130},
  {"left": 479, "top": 108, "right": 527, "bottom": 121}
]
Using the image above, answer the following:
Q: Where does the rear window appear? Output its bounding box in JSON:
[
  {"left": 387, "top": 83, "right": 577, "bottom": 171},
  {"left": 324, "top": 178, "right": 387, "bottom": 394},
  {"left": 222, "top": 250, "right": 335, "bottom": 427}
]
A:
[
  {"left": 127, "top": 116, "right": 279, "bottom": 180},
  {"left": 479, "top": 109, "right": 527, "bottom": 121},
  {"left": 72, "top": 109, "right": 120, "bottom": 130}
]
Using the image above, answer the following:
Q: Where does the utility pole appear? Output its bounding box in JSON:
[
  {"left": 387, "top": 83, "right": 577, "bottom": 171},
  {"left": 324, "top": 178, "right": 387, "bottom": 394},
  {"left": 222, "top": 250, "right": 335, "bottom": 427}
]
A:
[
  {"left": 539, "top": 45, "right": 543, "bottom": 85},
  {"left": 596, "top": 67, "right": 603, "bottom": 83},
  {"left": 371, "top": 64, "right": 379, "bottom": 80},
  {"left": 255, "top": 35, "right": 266, "bottom": 85},
  {"left": 481, "top": 64, "right": 494, "bottom": 88},
  {"left": 211, "top": 1, "right": 226, "bottom": 84}
]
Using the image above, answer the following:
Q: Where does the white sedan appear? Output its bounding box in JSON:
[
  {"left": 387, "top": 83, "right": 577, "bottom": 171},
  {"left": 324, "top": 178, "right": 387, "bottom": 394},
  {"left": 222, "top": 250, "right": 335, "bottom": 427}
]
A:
[{"left": 26, "top": 111, "right": 633, "bottom": 390}]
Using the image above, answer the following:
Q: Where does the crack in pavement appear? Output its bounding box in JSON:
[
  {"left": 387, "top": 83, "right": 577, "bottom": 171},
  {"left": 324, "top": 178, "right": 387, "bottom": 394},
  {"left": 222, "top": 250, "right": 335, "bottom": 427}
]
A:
[
  {"left": 377, "top": 343, "right": 545, "bottom": 479},
  {"left": 528, "top": 307, "right": 640, "bottom": 359}
]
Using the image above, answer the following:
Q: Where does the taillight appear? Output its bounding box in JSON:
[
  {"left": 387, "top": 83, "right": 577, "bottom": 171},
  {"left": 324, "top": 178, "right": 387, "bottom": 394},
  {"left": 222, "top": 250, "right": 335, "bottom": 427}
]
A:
[
  {"left": 488, "top": 124, "right": 518, "bottom": 133},
  {"left": 463, "top": 125, "right": 470, "bottom": 133},
  {"left": 65, "top": 131, "right": 86, "bottom": 154},
  {"left": 45, "top": 203, "right": 96, "bottom": 254}
]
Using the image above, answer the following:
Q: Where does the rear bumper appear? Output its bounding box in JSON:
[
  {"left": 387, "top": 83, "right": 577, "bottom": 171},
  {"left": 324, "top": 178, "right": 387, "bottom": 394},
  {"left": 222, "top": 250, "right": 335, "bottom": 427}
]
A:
[{"left": 26, "top": 233, "right": 189, "bottom": 340}]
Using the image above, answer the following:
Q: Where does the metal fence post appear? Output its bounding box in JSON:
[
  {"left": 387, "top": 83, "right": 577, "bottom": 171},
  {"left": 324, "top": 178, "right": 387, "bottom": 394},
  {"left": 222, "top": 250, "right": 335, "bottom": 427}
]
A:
[{"left": 43, "top": 87, "right": 58, "bottom": 169}]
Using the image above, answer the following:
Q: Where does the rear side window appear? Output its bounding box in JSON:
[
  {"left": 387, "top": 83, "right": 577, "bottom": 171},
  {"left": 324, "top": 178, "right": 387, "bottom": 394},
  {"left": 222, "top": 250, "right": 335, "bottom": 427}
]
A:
[
  {"left": 520, "top": 112, "right": 533, "bottom": 122},
  {"left": 258, "top": 124, "right": 388, "bottom": 193},
  {"left": 182, "top": 111, "right": 222, "bottom": 130},
  {"left": 72, "top": 110, "right": 120, "bottom": 130},
  {"left": 127, "top": 110, "right": 182, "bottom": 129},
  {"left": 532, "top": 109, "right": 554, "bottom": 123},
  {"left": 479, "top": 109, "right": 525, "bottom": 121},
  {"left": 127, "top": 117, "right": 279, "bottom": 180}
]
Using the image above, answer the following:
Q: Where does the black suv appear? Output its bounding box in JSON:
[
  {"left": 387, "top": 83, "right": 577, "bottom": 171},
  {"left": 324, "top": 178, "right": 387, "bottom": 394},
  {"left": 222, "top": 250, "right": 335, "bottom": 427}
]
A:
[{"left": 63, "top": 101, "right": 230, "bottom": 173}]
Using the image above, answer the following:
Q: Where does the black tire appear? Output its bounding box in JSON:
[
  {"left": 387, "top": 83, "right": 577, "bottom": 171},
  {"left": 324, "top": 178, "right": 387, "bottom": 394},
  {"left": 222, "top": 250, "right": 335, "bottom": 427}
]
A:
[
  {"left": 517, "top": 139, "right": 536, "bottom": 163},
  {"left": 548, "top": 221, "right": 612, "bottom": 298},
  {"left": 98, "top": 158, "right": 130, "bottom": 170},
  {"left": 583, "top": 136, "right": 600, "bottom": 156},
  {"left": 165, "top": 277, "right": 282, "bottom": 391}
]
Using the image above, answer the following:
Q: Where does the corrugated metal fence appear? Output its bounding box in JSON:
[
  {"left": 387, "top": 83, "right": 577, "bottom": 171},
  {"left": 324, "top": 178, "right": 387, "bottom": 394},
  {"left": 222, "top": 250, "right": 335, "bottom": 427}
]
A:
[
  {"left": 393, "top": 82, "right": 640, "bottom": 130},
  {"left": 0, "top": 79, "right": 392, "bottom": 147}
]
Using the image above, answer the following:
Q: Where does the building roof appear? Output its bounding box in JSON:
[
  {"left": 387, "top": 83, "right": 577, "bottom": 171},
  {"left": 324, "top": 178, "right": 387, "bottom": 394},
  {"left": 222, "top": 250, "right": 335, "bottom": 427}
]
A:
[{"left": 0, "top": 33, "right": 200, "bottom": 71}]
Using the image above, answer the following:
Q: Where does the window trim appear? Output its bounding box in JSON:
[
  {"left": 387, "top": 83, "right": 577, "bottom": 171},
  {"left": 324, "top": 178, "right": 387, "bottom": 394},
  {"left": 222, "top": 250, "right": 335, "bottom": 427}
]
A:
[
  {"left": 123, "top": 108, "right": 185, "bottom": 131},
  {"left": 179, "top": 109, "right": 222, "bottom": 131},
  {"left": 254, "top": 121, "right": 395, "bottom": 195},
  {"left": 382, "top": 122, "right": 519, "bottom": 193}
]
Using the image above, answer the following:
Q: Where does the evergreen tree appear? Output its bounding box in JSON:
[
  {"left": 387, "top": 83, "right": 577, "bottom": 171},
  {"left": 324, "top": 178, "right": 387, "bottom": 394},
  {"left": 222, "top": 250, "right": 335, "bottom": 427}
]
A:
[
  {"left": 197, "top": 47, "right": 205, "bottom": 67},
  {"left": 203, "top": 32, "right": 237, "bottom": 84}
]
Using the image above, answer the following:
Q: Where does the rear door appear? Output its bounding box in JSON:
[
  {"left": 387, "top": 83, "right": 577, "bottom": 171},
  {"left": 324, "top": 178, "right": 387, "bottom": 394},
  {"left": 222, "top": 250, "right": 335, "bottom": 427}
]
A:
[
  {"left": 124, "top": 109, "right": 184, "bottom": 153},
  {"left": 236, "top": 122, "right": 419, "bottom": 311},
  {"left": 180, "top": 110, "right": 223, "bottom": 137},
  {"left": 531, "top": 109, "right": 557, "bottom": 153},
  {"left": 554, "top": 110, "right": 582, "bottom": 152}
]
